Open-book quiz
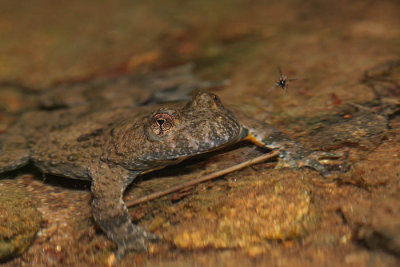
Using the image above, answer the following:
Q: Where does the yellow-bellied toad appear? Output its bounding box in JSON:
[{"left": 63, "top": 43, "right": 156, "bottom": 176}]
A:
[{"left": 0, "top": 91, "right": 336, "bottom": 257}]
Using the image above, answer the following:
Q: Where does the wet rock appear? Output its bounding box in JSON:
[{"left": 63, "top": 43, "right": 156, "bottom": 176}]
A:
[
  {"left": 38, "top": 64, "right": 219, "bottom": 110},
  {"left": 305, "top": 109, "right": 388, "bottom": 151},
  {"left": 343, "top": 159, "right": 398, "bottom": 187},
  {"left": 0, "top": 83, "right": 38, "bottom": 115},
  {"left": 362, "top": 59, "right": 400, "bottom": 116},
  {"left": 0, "top": 181, "right": 41, "bottom": 261},
  {"left": 162, "top": 170, "right": 318, "bottom": 254},
  {"left": 341, "top": 183, "right": 400, "bottom": 256}
]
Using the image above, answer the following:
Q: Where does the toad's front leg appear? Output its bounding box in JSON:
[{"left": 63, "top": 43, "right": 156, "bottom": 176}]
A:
[
  {"left": 239, "top": 117, "right": 341, "bottom": 176},
  {"left": 89, "top": 162, "right": 158, "bottom": 258}
]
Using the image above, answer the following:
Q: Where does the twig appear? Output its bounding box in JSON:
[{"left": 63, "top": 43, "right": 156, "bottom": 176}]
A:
[{"left": 126, "top": 150, "right": 280, "bottom": 208}]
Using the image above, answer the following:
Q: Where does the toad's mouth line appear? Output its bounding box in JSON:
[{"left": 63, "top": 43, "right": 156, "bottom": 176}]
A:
[
  {"left": 242, "top": 132, "right": 264, "bottom": 147},
  {"left": 138, "top": 127, "right": 251, "bottom": 173}
]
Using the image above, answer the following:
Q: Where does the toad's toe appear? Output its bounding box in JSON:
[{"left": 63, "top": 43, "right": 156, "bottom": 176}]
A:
[{"left": 116, "top": 227, "right": 161, "bottom": 259}]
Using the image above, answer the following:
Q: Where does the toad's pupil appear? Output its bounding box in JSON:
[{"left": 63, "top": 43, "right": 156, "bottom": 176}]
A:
[{"left": 157, "top": 119, "right": 165, "bottom": 126}]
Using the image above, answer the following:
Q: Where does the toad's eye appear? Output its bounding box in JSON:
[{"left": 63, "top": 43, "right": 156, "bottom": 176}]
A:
[{"left": 150, "top": 113, "right": 174, "bottom": 136}]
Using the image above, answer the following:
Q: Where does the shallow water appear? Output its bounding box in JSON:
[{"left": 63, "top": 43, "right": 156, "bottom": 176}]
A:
[{"left": 0, "top": 0, "right": 400, "bottom": 266}]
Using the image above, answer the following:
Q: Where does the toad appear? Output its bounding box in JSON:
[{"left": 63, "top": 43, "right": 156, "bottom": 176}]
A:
[{"left": 0, "top": 91, "right": 337, "bottom": 257}]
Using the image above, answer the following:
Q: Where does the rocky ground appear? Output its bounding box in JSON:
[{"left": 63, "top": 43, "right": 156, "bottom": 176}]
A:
[{"left": 0, "top": 0, "right": 400, "bottom": 266}]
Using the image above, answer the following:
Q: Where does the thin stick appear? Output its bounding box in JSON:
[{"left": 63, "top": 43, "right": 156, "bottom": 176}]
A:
[{"left": 126, "top": 150, "right": 280, "bottom": 208}]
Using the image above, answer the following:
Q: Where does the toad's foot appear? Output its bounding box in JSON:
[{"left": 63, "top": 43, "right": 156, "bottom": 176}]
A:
[
  {"left": 277, "top": 148, "right": 344, "bottom": 177},
  {"left": 90, "top": 162, "right": 160, "bottom": 259},
  {"left": 115, "top": 225, "right": 160, "bottom": 259},
  {"left": 239, "top": 117, "right": 346, "bottom": 177}
]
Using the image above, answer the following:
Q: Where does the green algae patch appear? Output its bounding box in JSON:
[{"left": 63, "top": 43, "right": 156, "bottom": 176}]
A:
[{"left": 0, "top": 182, "right": 41, "bottom": 261}]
